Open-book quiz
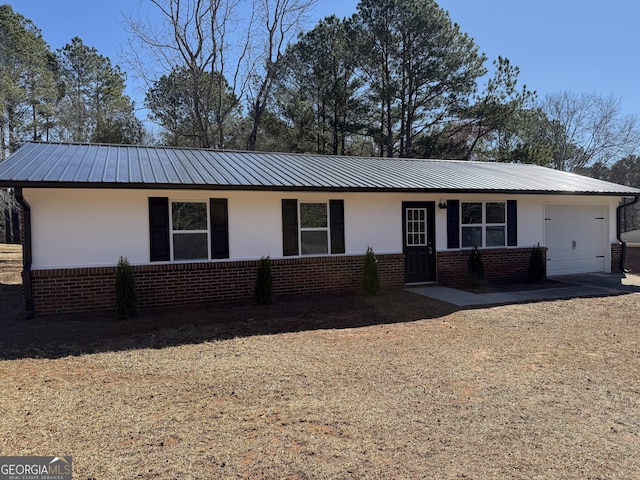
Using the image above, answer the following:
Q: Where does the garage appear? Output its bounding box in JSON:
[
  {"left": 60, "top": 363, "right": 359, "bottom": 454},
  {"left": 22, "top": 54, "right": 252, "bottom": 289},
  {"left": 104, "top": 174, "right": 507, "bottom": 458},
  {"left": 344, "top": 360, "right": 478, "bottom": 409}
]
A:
[{"left": 544, "top": 204, "right": 607, "bottom": 276}]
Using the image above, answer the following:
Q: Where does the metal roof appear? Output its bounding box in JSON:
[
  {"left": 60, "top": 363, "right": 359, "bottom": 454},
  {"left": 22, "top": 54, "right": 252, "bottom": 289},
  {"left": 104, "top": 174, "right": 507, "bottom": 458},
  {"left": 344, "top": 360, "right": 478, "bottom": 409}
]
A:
[{"left": 0, "top": 142, "right": 638, "bottom": 196}]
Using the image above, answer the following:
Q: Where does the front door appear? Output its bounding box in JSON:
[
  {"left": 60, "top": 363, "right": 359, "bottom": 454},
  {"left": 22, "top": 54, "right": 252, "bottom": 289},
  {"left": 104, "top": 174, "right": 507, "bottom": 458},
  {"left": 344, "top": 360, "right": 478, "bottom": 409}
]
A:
[{"left": 403, "top": 202, "right": 436, "bottom": 283}]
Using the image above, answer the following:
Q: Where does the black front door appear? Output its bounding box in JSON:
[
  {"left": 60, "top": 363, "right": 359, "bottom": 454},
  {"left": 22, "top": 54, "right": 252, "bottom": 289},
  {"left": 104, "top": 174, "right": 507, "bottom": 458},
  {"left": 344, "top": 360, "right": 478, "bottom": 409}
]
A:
[{"left": 403, "top": 202, "right": 436, "bottom": 283}]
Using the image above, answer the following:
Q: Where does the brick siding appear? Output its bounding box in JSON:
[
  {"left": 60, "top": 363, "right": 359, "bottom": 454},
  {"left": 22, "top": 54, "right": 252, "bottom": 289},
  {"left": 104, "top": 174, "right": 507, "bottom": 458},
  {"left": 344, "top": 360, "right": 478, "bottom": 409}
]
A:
[
  {"left": 611, "top": 242, "right": 623, "bottom": 273},
  {"left": 436, "top": 247, "right": 545, "bottom": 287},
  {"left": 625, "top": 244, "right": 640, "bottom": 273},
  {"left": 30, "top": 254, "right": 405, "bottom": 316},
  {"left": 29, "top": 244, "right": 635, "bottom": 316}
]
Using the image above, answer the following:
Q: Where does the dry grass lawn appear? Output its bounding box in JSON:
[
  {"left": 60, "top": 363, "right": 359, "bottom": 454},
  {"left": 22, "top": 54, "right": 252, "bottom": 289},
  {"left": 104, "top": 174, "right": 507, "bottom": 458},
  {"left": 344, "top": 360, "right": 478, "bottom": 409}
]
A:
[{"left": 1, "top": 243, "right": 640, "bottom": 479}]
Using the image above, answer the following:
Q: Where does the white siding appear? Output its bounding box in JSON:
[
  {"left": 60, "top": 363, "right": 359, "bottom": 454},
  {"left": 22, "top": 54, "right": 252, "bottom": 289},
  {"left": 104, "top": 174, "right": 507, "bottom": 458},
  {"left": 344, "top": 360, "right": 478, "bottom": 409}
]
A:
[
  {"left": 26, "top": 189, "right": 149, "bottom": 269},
  {"left": 23, "top": 188, "right": 622, "bottom": 271}
]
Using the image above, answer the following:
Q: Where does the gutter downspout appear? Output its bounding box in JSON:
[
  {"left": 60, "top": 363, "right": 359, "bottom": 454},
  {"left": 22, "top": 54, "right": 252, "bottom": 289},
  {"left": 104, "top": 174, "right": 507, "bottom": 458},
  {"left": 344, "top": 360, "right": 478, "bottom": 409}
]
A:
[
  {"left": 14, "top": 187, "right": 34, "bottom": 319},
  {"left": 616, "top": 195, "right": 640, "bottom": 273}
]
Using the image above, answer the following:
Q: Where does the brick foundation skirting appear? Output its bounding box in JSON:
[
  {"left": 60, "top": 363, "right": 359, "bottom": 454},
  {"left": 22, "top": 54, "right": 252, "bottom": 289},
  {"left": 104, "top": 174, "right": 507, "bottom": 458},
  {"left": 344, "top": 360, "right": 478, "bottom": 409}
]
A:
[
  {"left": 30, "top": 244, "right": 631, "bottom": 316},
  {"left": 436, "top": 247, "right": 546, "bottom": 287},
  {"left": 625, "top": 245, "right": 640, "bottom": 273},
  {"left": 30, "top": 254, "right": 405, "bottom": 315},
  {"left": 611, "top": 242, "right": 623, "bottom": 273}
]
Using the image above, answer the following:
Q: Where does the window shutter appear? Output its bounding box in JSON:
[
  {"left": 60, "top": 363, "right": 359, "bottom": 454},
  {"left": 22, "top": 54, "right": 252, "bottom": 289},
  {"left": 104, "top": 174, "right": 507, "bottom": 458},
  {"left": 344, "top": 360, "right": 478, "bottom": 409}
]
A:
[
  {"left": 149, "top": 197, "right": 170, "bottom": 261},
  {"left": 447, "top": 199, "right": 460, "bottom": 249},
  {"left": 282, "top": 199, "right": 298, "bottom": 256},
  {"left": 330, "top": 200, "right": 345, "bottom": 254},
  {"left": 507, "top": 200, "right": 517, "bottom": 246},
  {"left": 210, "top": 198, "right": 229, "bottom": 259}
]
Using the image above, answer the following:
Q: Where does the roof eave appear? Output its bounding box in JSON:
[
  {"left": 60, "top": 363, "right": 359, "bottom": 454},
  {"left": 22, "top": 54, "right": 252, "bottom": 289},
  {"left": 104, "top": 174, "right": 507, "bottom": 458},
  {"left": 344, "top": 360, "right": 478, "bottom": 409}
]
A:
[{"left": 2, "top": 180, "right": 638, "bottom": 196}]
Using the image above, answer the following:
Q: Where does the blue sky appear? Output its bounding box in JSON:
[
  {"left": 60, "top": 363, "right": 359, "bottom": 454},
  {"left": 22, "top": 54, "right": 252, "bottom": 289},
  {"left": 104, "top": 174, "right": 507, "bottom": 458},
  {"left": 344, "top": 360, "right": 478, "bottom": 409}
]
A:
[{"left": 8, "top": 0, "right": 640, "bottom": 118}]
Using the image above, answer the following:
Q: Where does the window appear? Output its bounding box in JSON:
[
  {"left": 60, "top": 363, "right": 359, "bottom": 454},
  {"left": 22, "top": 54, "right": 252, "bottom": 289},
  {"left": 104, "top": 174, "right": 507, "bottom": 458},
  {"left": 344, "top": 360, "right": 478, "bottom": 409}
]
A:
[
  {"left": 461, "top": 201, "right": 506, "bottom": 248},
  {"left": 148, "top": 197, "right": 229, "bottom": 262},
  {"left": 171, "top": 201, "right": 209, "bottom": 260},
  {"left": 447, "top": 200, "right": 517, "bottom": 249},
  {"left": 485, "top": 202, "right": 506, "bottom": 247},
  {"left": 406, "top": 208, "right": 427, "bottom": 246},
  {"left": 300, "top": 202, "right": 329, "bottom": 254},
  {"left": 282, "top": 199, "right": 345, "bottom": 256}
]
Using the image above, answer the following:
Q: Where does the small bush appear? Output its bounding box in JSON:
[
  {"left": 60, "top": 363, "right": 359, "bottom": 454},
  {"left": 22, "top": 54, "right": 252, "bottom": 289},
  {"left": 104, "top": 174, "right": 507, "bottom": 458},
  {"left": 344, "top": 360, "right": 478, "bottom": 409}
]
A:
[
  {"left": 466, "top": 246, "right": 485, "bottom": 287},
  {"left": 362, "top": 246, "right": 380, "bottom": 295},
  {"left": 255, "top": 256, "right": 274, "bottom": 304},
  {"left": 115, "top": 256, "right": 137, "bottom": 320},
  {"left": 527, "top": 243, "right": 546, "bottom": 283}
]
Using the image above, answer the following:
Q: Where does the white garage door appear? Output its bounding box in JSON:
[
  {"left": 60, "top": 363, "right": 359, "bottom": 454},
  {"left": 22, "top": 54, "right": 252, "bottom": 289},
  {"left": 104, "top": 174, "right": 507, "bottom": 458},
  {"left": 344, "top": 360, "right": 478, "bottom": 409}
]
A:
[{"left": 545, "top": 204, "right": 607, "bottom": 276}]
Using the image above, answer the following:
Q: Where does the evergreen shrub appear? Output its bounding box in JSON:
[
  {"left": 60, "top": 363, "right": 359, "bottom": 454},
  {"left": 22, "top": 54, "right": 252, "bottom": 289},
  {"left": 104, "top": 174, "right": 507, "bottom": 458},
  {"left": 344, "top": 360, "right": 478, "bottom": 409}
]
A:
[
  {"left": 362, "top": 246, "right": 380, "bottom": 295},
  {"left": 255, "top": 256, "right": 274, "bottom": 304},
  {"left": 466, "top": 246, "right": 485, "bottom": 287},
  {"left": 527, "top": 243, "right": 547, "bottom": 283},
  {"left": 115, "top": 256, "right": 137, "bottom": 320}
]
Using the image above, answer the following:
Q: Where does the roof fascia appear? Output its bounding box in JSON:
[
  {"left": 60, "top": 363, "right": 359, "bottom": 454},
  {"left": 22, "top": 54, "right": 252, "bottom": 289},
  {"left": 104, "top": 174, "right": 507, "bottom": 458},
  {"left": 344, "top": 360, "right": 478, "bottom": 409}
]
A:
[{"left": 4, "top": 181, "right": 638, "bottom": 196}]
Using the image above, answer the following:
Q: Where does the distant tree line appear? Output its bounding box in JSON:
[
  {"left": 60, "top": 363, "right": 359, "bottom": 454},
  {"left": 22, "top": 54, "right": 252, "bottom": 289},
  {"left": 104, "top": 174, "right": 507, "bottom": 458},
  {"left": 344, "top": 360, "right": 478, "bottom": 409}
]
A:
[
  {"left": 580, "top": 154, "right": 640, "bottom": 233},
  {"left": 2, "top": 0, "right": 640, "bottom": 177},
  {"left": 0, "top": 5, "right": 143, "bottom": 160},
  {"left": 126, "top": 0, "right": 640, "bottom": 173},
  {"left": 2, "top": 0, "right": 639, "bottom": 170}
]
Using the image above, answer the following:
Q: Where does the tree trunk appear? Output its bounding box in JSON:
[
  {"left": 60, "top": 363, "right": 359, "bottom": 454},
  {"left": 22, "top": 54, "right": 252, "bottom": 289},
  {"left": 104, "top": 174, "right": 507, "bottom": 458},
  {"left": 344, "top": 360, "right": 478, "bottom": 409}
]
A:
[
  {"left": 247, "top": 71, "right": 274, "bottom": 151},
  {"left": 11, "top": 207, "right": 19, "bottom": 244},
  {"left": 385, "top": 96, "right": 393, "bottom": 158},
  {"left": 247, "top": 101, "right": 263, "bottom": 151},
  {"left": 191, "top": 75, "right": 210, "bottom": 149},
  {"left": 7, "top": 106, "right": 19, "bottom": 154},
  {"left": 332, "top": 101, "right": 339, "bottom": 156},
  {"left": 4, "top": 208, "right": 11, "bottom": 243},
  {"left": 378, "top": 105, "right": 384, "bottom": 157}
]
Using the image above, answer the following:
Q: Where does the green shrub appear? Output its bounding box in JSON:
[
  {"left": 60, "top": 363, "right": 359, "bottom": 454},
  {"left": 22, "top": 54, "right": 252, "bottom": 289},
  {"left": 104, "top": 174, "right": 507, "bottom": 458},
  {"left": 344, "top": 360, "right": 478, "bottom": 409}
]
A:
[
  {"left": 466, "top": 246, "right": 485, "bottom": 287},
  {"left": 115, "top": 256, "right": 137, "bottom": 320},
  {"left": 362, "top": 246, "right": 380, "bottom": 295},
  {"left": 527, "top": 243, "right": 546, "bottom": 283},
  {"left": 255, "top": 256, "right": 274, "bottom": 304}
]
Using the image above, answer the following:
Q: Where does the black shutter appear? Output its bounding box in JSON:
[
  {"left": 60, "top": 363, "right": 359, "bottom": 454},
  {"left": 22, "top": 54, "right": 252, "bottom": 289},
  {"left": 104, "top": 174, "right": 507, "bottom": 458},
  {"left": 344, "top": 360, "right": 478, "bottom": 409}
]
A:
[
  {"left": 149, "top": 197, "right": 170, "bottom": 261},
  {"left": 447, "top": 199, "right": 460, "bottom": 249},
  {"left": 210, "top": 198, "right": 229, "bottom": 259},
  {"left": 329, "top": 200, "right": 345, "bottom": 254},
  {"left": 282, "top": 199, "right": 298, "bottom": 256},
  {"left": 507, "top": 200, "right": 517, "bottom": 246}
]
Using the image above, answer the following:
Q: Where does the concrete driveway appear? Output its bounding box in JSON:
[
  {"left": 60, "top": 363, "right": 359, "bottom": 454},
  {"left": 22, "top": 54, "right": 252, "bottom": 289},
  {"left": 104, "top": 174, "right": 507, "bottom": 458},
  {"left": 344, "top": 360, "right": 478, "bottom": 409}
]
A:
[{"left": 408, "top": 273, "right": 640, "bottom": 307}]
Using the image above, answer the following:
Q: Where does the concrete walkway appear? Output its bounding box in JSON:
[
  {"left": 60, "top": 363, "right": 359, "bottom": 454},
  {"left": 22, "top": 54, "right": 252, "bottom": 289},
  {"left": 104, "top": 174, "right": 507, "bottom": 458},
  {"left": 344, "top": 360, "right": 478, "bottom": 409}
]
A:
[{"left": 407, "top": 273, "right": 640, "bottom": 307}]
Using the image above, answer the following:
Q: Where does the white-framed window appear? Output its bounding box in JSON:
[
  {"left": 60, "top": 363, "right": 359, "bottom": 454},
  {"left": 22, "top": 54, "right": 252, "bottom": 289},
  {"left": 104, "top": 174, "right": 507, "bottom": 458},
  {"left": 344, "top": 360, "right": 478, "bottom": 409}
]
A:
[
  {"left": 461, "top": 201, "right": 506, "bottom": 248},
  {"left": 299, "top": 202, "right": 329, "bottom": 255},
  {"left": 171, "top": 201, "right": 209, "bottom": 260},
  {"left": 282, "top": 199, "right": 344, "bottom": 257}
]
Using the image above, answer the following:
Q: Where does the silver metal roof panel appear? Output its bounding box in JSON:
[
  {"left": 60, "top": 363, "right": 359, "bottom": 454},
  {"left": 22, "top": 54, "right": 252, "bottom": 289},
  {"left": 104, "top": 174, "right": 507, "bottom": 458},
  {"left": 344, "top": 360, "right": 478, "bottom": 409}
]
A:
[{"left": 0, "top": 142, "right": 638, "bottom": 196}]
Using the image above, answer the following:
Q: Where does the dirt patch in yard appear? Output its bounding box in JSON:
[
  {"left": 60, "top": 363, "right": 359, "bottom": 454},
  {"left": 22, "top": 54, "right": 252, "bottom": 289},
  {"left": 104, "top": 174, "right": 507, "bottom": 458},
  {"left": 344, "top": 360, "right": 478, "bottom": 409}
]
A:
[{"left": 1, "top": 244, "right": 640, "bottom": 479}]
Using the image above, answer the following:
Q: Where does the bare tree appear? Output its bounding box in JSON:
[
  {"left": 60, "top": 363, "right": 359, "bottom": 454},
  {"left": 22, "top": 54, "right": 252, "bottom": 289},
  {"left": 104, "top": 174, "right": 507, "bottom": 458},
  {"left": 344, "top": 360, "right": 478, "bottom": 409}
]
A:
[
  {"left": 245, "top": 0, "right": 315, "bottom": 150},
  {"left": 125, "top": 0, "right": 253, "bottom": 148},
  {"left": 541, "top": 91, "right": 640, "bottom": 171},
  {"left": 125, "top": 0, "right": 314, "bottom": 150}
]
